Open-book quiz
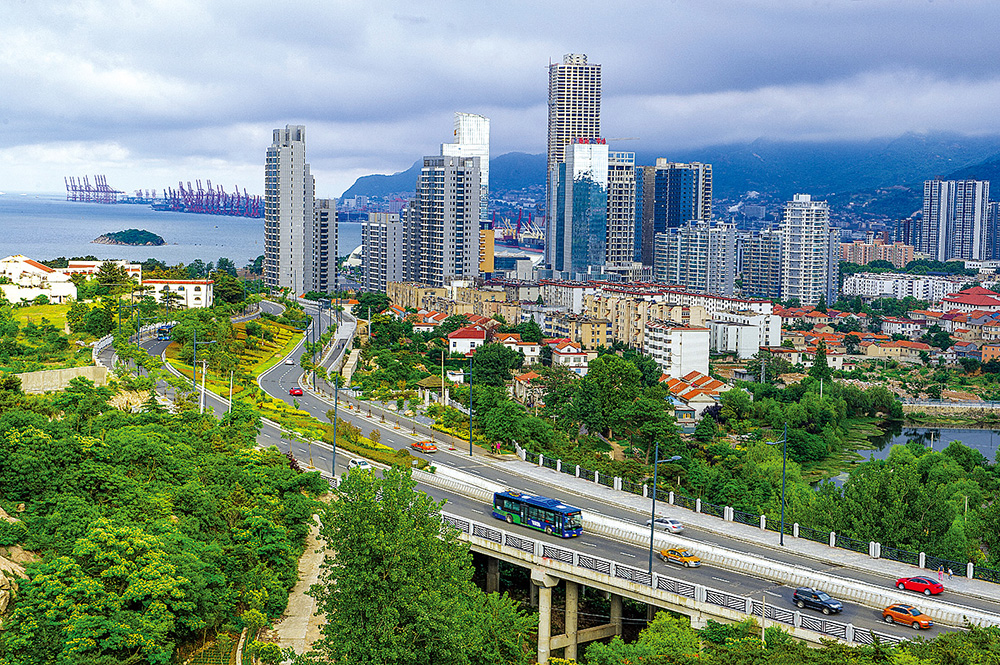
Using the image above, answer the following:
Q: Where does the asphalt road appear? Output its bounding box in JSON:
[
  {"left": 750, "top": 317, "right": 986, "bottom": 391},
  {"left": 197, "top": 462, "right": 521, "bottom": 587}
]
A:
[{"left": 129, "top": 301, "right": 987, "bottom": 640}]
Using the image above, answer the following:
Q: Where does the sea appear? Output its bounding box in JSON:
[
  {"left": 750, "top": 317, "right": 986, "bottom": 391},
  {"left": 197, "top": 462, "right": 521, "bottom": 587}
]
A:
[{"left": 0, "top": 193, "right": 363, "bottom": 267}]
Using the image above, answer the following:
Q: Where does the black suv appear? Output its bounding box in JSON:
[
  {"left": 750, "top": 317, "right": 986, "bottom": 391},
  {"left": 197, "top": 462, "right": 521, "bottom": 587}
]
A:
[{"left": 792, "top": 587, "right": 843, "bottom": 615}]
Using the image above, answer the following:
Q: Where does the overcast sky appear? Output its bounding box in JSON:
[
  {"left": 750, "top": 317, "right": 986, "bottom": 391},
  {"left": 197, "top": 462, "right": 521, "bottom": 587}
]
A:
[{"left": 3, "top": 0, "right": 1000, "bottom": 196}]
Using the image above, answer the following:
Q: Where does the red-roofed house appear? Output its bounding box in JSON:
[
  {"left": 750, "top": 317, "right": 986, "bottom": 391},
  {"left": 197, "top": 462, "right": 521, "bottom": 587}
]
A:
[
  {"left": 0, "top": 255, "right": 77, "bottom": 304},
  {"left": 865, "top": 340, "right": 932, "bottom": 364},
  {"left": 550, "top": 339, "right": 590, "bottom": 376},
  {"left": 493, "top": 332, "right": 542, "bottom": 365},
  {"left": 448, "top": 325, "right": 487, "bottom": 354}
]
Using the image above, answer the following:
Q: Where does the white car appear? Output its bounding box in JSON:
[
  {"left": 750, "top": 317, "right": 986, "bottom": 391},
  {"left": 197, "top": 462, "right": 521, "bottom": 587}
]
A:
[
  {"left": 645, "top": 517, "right": 684, "bottom": 534},
  {"left": 347, "top": 459, "right": 373, "bottom": 472},
  {"left": 284, "top": 357, "right": 296, "bottom": 365}
]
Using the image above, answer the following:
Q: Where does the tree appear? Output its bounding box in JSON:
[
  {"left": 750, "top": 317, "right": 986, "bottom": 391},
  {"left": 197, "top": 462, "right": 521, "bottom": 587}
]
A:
[
  {"left": 478, "top": 399, "right": 528, "bottom": 446},
  {"left": 694, "top": 414, "right": 717, "bottom": 443},
  {"left": 470, "top": 343, "right": 523, "bottom": 387},
  {"left": 815, "top": 294, "right": 827, "bottom": 313},
  {"left": 355, "top": 291, "right": 391, "bottom": 317},
  {"left": 215, "top": 256, "right": 238, "bottom": 277},
  {"left": 808, "top": 340, "right": 832, "bottom": 382},
  {"left": 304, "top": 468, "right": 534, "bottom": 665},
  {"left": 95, "top": 260, "right": 131, "bottom": 289}
]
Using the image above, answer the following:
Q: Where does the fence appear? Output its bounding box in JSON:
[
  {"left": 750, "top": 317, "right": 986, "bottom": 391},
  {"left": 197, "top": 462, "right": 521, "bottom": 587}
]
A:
[
  {"left": 441, "top": 510, "right": 907, "bottom": 646},
  {"left": 519, "top": 446, "right": 997, "bottom": 586}
]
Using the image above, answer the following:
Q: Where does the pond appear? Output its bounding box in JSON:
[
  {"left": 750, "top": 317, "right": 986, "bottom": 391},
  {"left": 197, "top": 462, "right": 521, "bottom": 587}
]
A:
[{"left": 862, "top": 425, "right": 1000, "bottom": 464}]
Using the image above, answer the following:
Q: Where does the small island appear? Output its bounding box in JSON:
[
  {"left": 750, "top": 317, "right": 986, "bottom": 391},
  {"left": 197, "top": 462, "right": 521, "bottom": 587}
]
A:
[{"left": 92, "top": 229, "right": 165, "bottom": 246}]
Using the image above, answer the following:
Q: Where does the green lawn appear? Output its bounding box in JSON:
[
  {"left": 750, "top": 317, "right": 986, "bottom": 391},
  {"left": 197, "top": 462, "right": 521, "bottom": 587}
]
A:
[{"left": 12, "top": 303, "right": 71, "bottom": 330}]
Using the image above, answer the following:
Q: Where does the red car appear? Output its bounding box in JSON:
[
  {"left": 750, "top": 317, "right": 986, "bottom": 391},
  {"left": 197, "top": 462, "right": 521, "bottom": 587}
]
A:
[
  {"left": 896, "top": 576, "right": 944, "bottom": 596},
  {"left": 289, "top": 388, "right": 303, "bottom": 396},
  {"left": 411, "top": 440, "right": 438, "bottom": 453}
]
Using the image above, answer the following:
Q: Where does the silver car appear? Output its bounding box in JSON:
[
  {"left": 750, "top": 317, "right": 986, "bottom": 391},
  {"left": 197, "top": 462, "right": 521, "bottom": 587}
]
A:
[
  {"left": 645, "top": 517, "right": 684, "bottom": 533},
  {"left": 347, "top": 459, "right": 373, "bottom": 472}
]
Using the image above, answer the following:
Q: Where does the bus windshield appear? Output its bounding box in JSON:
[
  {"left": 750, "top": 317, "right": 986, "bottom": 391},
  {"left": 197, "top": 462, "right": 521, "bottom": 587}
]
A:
[{"left": 565, "top": 512, "right": 583, "bottom": 529}]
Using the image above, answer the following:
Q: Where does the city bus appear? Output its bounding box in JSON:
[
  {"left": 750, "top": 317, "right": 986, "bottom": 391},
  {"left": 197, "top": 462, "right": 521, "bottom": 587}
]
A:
[
  {"left": 492, "top": 490, "right": 583, "bottom": 538},
  {"left": 156, "top": 324, "right": 176, "bottom": 341}
]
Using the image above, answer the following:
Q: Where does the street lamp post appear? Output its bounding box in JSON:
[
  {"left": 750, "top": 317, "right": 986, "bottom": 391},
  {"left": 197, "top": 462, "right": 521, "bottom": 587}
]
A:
[
  {"left": 191, "top": 328, "right": 216, "bottom": 414},
  {"left": 764, "top": 423, "right": 789, "bottom": 546},
  {"left": 468, "top": 352, "right": 474, "bottom": 456},
  {"left": 647, "top": 442, "right": 683, "bottom": 575}
]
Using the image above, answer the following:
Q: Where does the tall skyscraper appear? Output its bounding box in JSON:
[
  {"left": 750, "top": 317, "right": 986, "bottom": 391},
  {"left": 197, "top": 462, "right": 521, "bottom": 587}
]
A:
[
  {"left": 653, "top": 160, "right": 712, "bottom": 234},
  {"left": 780, "top": 194, "right": 833, "bottom": 306},
  {"left": 312, "top": 198, "right": 336, "bottom": 293},
  {"left": 415, "top": 155, "right": 482, "bottom": 287},
  {"left": 546, "top": 53, "right": 601, "bottom": 267},
  {"left": 400, "top": 200, "right": 422, "bottom": 282},
  {"left": 551, "top": 139, "right": 608, "bottom": 276},
  {"left": 635, "top": 165, "right": 657, "bottom": 265},
  {"left": 264, "top": 125, "right": 315, "bottom": 294},
  {"left": 988, "top": 201, "right": 1000, "bottom": 260},
  {"left": 655, "top": 221, "right": 736, "bottom": 296},
  {"left": 743, "top": 228, "right": 783, "bottom": 300},
  {"left": 441, "top": 112, "right": 490, "bottom": 227},
  {"left": 605, "top": 152, "right": 636, "bottom": 265},
  {"left": 362, "top": 212, "right": 404, "bottom": 293},
  {"left": 918, "top": 179, "right": 991, "bottom": 261}
]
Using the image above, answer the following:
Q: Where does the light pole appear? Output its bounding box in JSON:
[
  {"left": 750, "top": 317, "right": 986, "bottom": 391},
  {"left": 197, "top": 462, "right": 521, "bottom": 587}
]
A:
[
  {"left": 764, "top": 423, "right": 788, "bottom": 546},
  {"left": 647, "top": 442, "right": 683, "bottom": 575},
  {"left": 191, "top": 328, "right": 216, "bottom": 413}
]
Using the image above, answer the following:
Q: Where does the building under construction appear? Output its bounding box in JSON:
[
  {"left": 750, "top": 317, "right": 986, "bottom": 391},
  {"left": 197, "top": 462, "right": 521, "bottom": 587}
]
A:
[
  {"left": 65, "top": 175, "right": 123, "bottom": 203},
  {"left": 155, "top": 180, "right": 262, "bottom": 218}
]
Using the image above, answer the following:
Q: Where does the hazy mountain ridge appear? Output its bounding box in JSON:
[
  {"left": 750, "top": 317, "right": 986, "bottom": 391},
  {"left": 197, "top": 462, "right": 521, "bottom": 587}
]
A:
[{"left": 340, "top": 133, "right": 1000, "bottom": 204}]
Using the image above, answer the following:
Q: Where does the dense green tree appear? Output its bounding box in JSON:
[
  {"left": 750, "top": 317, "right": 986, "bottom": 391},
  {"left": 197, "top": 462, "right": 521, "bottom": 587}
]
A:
[
  {"left": 354, "top": 291, "right": 391, "bottom": 317},
  {"left": 809, "top": 339, "right": 832, "bottom": 382},
  {"left": 302, "top": 468, "right": 534, "bottom": 665},
  {"left": 470, "top": 343, "right": 523, "bottom": 387},
  {"left": 571, "top": 355, "right": 642, "bottom": 438}
]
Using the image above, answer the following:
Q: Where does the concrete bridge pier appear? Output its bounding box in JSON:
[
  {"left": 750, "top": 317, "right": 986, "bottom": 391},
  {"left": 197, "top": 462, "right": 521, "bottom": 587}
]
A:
[
  {"left": 532, "top": 569, "right": 560, "bottom": 664},
  {"left": 534, "top": 568, "right": 625, "bottom": 664},
  {"left": 486, "top": 557, "right": 499, "bottom": 594}
]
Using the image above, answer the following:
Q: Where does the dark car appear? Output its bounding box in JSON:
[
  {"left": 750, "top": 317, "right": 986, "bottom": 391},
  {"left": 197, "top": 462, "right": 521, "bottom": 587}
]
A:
[
  {"left": 896, "top": 576, "right": 944, "bottom": 596},
  {"left": 289, "top": 387, "right": 303, "bottom": 396},
  {"left": 792, "top": 587, "right": 843, "bottom": 615}
]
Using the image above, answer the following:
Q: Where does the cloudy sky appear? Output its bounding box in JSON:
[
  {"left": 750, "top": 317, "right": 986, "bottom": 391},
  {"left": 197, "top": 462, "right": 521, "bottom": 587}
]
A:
[{"left": 2, "top": 0, "right": 999, "bottom": 196}]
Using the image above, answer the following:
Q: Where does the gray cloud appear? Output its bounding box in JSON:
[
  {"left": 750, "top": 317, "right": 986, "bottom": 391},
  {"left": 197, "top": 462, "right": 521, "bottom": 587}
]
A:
[{"left": 2, "top": 0, "right": 999, "bottom": 195}]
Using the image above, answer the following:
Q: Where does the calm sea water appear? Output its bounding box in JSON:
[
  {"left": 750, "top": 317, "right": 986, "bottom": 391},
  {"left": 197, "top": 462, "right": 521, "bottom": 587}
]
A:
[{"left": 0, "top": 194, "right": 362, "bottom": 266}]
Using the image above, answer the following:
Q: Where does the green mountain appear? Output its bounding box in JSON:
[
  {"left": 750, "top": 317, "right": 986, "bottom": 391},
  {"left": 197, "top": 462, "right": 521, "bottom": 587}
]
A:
[{"left": 339, "top": 133, "right": 1000, "bottom": 203}]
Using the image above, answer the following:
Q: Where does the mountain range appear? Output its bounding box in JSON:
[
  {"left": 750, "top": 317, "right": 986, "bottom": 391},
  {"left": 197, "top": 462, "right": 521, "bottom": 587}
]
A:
[{"left": 340, "top": 132, "right": 1000, "bottom": 205}]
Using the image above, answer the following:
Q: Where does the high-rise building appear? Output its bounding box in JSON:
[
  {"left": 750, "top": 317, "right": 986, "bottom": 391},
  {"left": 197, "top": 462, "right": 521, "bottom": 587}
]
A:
[
  {"left": 918, "top": 179, "right": 991, "bottom": 261},
  {"left": 742, "top": 228, "right": 783, "bottom": 300},
  {"left": 362, "top": 212, "right": 403, "bottom": 293},
  {"left": 655, "top": 220, "right": 737, "bottom": 296},
  {"left": 551, "top": 139, "right": 608, "bottom": 277},
  {"left": 605, "top": 152, "right": 636, "bottom": 265},
  {"left": 400, "top": 201, "right": 422, "bottom": 282},
  {"left": 653, "top": 160, "right": 712, "bottom": 234},
  {"left": 780, "top": 194, "right": 833, "bottom": 306},
  {"left": 441, "top": 112, "right": 490, "bottom": 227},
  {"left": 635, "top": 165, "right": 656, "bottom": 264},
  {"left": 264, "top": 125, "right": 315, "bottom": 294},
  {"left": 546, "top": 53, "right": 601, "bottom": 267},
  {"left": 989, "top": 201, "right": 1000, "bottom": 260},
  {"left": 415, "top": 155, "right": 481, "bottom": 287},
  {"left": 312, "top": 198, "right": 337, "bottom": 293}
]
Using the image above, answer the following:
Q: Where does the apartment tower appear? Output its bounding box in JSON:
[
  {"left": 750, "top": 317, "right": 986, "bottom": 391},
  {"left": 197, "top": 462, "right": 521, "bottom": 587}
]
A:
[
  {"left": 264, "top": 125, "right": 315, "bottom": 294},
  {"left": 415, "top": 155, "right": 482, "bottom": 287},
  {"left": 441, "top": 112, "right": 490, "bottom": 227},
  {"left": 653, "top": 160, "right": 713, "bottom": 234},
  {"left": 362, "top": 212, "right": 404, "bottom": 293},
  {"left": 919, "top": 179, "right": 991, "bottom": 261},
  {"left": 546, "top": 53, "right": 602, "bottom": 267},
  {"left": 605, "top": 152, "right": 637, "bottom": 265},
  {"left": 780, "top": 194, "right": 833, "bottom": 306}
]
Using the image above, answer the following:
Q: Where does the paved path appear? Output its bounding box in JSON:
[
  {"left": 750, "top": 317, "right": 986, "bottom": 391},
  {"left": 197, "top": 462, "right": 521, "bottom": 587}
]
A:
[{"left": 267, "top": 515, "right": 328, "bottom": 657}]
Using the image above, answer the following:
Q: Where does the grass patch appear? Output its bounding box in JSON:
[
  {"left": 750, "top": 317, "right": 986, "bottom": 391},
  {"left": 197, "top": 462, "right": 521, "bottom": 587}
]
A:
[{"left": 11, "top": 303, "right": 71, "bottom": 330}]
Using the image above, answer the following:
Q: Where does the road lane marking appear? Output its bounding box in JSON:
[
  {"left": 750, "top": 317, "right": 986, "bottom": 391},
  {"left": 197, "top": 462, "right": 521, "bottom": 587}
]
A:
[
  {"left": 620, "top": 551, "right": 636, "bottom": 558},
  {"left": 766, "top": 591, "right": 782, "bottom": 598},
  {"left": 712, "top": 576, "right": 729, "bottom": 583},
  {"left": 470, "top": 509, "right": 484, "bottom": 514}
]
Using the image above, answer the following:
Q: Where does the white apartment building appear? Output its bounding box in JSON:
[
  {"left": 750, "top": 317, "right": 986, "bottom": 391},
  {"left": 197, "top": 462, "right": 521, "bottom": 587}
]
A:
[
  {"left": 362, "top": 213, "right": 404, "bottom": 293},
  {"left": 441, "top": 112, "right": 490, "bottom": 227},
  {"left": 312, "top": 198, "right": 336, "bottom": 293},
  {"left": 708, "top": 310, "right": 781, "bottom": 358},
  {"left": 264, "top": 125, "right": 315, "bottom": 294},
  {"left": 657, "top": 220, "right": 737, "bottom": 296},
  {"left": 540, "top": 280, "right": 599, "bottom": 314},
  {"left": 842, "top": 272, "right": 967, "bottom": 301},
  {"left": 644, "top": 320, "right": 710, "bottom": 379},
  {"left": 918, "top": 179, "right": 990, "bottom": 261},
  {"left": 416, "top": 155, "right": 481, "bottom": 287},
  {"left": 781, "top": 194, "right": 834, "bottom": 306}
]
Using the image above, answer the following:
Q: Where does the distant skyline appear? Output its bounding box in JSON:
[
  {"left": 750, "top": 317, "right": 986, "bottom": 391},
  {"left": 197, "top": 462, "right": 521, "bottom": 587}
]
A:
[{"left": 3, "top": 1, "right": 1000, "bottom": 197}]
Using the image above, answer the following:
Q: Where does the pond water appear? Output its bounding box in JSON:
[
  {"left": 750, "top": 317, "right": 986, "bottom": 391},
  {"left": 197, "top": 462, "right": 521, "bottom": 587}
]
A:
[{"left": 861, "top": 426, "right": 1000, "bottom": 464}]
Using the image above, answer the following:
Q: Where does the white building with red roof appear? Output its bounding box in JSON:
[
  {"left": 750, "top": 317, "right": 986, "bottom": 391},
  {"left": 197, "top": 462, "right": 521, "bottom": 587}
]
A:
[
  {"left": 448, "top": 325, "right": 487, "bottom": 355},
  {"left": 939, "top": 287, "right": 1000, "bottom": 313},
  {"left": 549, "top": 339, "right": 590, "bottom": 376},
  {"left": 0, "top": 255, "right": 77, "bottom": 304},
  {"left": 143, "top": 279, "right": 214, "bottom": 309},
  {"left": 493, "top": 332, "right": 542, "bottom": 365}
]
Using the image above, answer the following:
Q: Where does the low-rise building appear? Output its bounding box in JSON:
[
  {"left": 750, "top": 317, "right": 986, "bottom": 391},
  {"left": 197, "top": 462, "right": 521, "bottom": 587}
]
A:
[
  {"left": 708, "top": 310, "right": 781, "bottom": 359},
  {"left": 493, "top": 332, "right": 542, "bottom": 365},
  {"left": 144, "top": 279, "right": 214, "bottom": 309},
  {"left": 939, "top": 287, "right": 1000, "bottom": 313},
  {"left": 448, "top": 325, "right": 487, "bottom": 355},
  {"left": 644, "top": 320, "right": 710, "bottom": 379},
  {"left": 546, "top": 313, "right": 612, "bottom": 351},
  {"left": 386, "top": 282, "right": 448, "bottom": 311},
  {"left": 880, "top": 317, "right": 927, "bottom": 338},
  {"left": 549, "top": 339, "right": 590, "bottom": 376},
  {"left": 0, "top": 255, "right": 77, "bottom": 304},
  {"left": 64, "top": 259, "right": 143, "bottom": 281}
]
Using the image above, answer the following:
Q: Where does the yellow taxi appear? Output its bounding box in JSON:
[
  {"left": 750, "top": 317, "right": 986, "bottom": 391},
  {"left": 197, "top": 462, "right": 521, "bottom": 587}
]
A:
[{"left": 659, "top": 547, "right": 701, "bottom": 568}]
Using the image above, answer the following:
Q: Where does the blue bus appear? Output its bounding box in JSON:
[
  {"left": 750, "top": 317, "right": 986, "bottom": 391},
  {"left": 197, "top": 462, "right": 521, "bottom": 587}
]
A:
[
  {"left": 156, "top": 324, "right": 176, "bottom": 341},
  {"left": 492, "top": 490, "right": 583, "bottom": 538}
]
